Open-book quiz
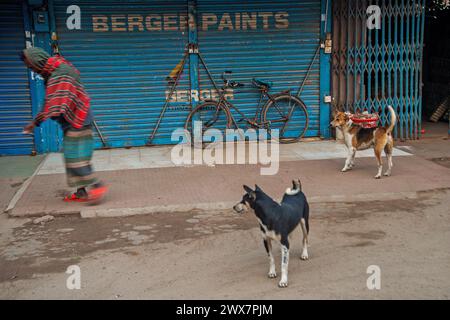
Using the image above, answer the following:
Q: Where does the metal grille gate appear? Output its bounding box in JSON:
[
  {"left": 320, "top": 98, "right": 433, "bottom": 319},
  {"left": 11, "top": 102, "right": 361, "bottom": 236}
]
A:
[
  {"left": 0, "top": 1, "right": 34, "bottom": 155},
  {"left": 331, "top": 0, "right": 426, "bottom": 139}
]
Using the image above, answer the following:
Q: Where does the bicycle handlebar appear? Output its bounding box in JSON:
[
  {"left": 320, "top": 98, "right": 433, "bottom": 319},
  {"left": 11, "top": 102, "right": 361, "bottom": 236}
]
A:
[{"left": 221, "top": 71, "right": 244, "bottom": 88}]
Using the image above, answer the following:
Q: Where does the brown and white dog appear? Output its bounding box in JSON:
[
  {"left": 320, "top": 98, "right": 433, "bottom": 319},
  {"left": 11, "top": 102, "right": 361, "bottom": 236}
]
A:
[{"left": 330, "top": 105, "right": 397, "bottom": 179}]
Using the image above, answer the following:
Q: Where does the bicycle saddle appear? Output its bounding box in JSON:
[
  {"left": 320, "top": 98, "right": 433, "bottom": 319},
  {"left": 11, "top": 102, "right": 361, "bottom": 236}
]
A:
[{"left": 252, "top": 78, "right": 273, "bottom": 89}]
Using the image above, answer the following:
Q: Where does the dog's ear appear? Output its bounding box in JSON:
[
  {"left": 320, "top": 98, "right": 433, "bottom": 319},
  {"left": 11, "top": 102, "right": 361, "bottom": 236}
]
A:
[
  {"left": 254, "top": 184, "right": 263, "bottom": 192},
  {"left": 244, "top": 185, "right": 256, "bottom": 200},
  {"left": 243, "top": 185, "right": 254, "bottom": 194}
]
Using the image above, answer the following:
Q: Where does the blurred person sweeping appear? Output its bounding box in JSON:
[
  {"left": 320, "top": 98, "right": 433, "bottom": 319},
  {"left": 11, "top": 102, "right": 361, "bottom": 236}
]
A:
[{"left": 21, "top": 47, "right": 108, "bottom": 203}]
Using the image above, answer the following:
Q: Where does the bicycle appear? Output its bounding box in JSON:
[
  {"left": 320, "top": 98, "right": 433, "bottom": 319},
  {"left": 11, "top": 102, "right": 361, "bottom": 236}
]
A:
[{"left": 184, "top": 71, "right": 309, "bottom": 144}]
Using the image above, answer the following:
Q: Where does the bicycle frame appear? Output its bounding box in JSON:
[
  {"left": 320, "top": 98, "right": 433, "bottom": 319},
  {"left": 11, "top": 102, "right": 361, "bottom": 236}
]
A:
[{"left": 210, "top": 85, "right": 291, "bottom": 130}]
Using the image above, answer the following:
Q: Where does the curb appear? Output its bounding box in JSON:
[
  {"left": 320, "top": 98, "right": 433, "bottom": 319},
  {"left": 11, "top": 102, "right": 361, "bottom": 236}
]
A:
[
  {"left": 7, "top": 189, "right": 424, "bottom": 219},
  {"left": 80, "top": 201, "right": 236, "bottom": 218},
  {"left": 79, "top": 191, "right": 420, "bottom": 219}
]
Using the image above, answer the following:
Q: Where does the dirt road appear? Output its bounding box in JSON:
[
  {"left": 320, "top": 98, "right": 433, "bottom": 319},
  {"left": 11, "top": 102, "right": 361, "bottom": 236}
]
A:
[{"left": 0, "top": 188, "right": 449, "bottom": 299}]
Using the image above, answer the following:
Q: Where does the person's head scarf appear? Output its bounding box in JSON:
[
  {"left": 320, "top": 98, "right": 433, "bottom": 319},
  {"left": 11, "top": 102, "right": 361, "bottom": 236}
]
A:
[{"left": 21, "top": 47, "right": 50, "bottom": 74}]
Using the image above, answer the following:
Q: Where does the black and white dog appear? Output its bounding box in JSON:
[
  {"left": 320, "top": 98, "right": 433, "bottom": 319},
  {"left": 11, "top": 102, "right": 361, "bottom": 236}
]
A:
[{"left": 233, "top": 180, "right": 310, "bottom": 288}]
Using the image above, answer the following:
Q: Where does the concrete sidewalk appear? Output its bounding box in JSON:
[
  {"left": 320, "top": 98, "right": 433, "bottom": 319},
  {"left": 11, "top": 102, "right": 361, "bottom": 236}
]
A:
[
  {"left": 0, "top": 155, "right": 44, "bottom": 212},
  {"left": 6, "top": 141, "right": 450, "bottom": 218},
  {"left": 36, "top": 140, "right": 410, "bottom": 174}
]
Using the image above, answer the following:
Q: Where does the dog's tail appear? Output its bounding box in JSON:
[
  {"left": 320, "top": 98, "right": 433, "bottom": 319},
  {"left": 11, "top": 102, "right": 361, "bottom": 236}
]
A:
[
  {"left": 285, "top": 179, "right": 302, "bottom": 195},
  {"left": 386, "top": 105, "right": 397, "bottom": 134},
  {"left": 294, "top": 179, "right": 302, "bottom": 191}
]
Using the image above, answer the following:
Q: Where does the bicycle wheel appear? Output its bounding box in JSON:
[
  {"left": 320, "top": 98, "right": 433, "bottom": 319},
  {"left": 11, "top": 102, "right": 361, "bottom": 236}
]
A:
[
  {"left": 262, "top": 94, "right": 309, "bottom": 143},
  {"left": 184, "top": 101, "right": 232, "bottom": 144}
]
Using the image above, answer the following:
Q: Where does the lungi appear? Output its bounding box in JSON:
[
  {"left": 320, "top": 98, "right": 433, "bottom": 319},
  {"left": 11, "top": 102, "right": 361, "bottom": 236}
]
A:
[{"left": 63, "top": 127, "right": 97, "bottom": 188}]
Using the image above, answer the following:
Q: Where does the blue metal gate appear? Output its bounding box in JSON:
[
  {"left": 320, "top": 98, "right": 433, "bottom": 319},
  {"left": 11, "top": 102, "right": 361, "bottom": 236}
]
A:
[
  {"left": 51, "top": 0, "right": 328, "bottom": 149},
  {"left": 331, "top": 0, "right": 426, "bottom": 139},
  {"left": 0, "top": 1, "right": 33, "bottom": 155},
  {"left": 196, "top": 0, "right": 322, "bottom": 138},
  {"left": 2, "top": 0, "right": 330, "bottom": 153},
  {"left": 52, "top": 0, "right": 190, "bottom": 147}
]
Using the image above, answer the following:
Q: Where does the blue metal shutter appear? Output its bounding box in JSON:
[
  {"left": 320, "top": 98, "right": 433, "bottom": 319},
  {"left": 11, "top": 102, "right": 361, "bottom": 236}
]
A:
[
  {"left": 196, "top": 0, "right": 321, "bottom": 137},
  {"left": 53, "top": 0, "right": 189, "bottom": 147},
  {"left": 0, "top": 1, "right": 33, "bottom": 155}
]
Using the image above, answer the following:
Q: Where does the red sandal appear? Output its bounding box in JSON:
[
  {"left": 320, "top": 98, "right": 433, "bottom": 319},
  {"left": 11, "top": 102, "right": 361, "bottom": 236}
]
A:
[
  {"left": 87, "top": 185, "right": 108, "bottom": 202},
  {"left": 63, "top": 193, "right": 89, "bottom": 202}
]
